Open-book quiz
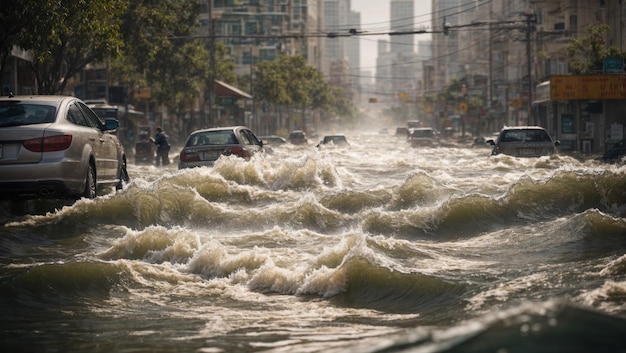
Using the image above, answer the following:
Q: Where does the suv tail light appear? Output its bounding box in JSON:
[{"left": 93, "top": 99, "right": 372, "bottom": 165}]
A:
[
  {"left": 23, "top": 135, "right": 72, "bottom": 152},
  {"left": 180, "top": 150, "right": 200, "bottom": 162},
  {"left": 230, "top": 147, "right": 250, "bottom": 158}
]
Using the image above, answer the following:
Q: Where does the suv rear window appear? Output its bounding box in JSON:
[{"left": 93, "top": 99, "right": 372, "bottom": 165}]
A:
[
  {"left": 0, "top": 102, "right": 57, "bottom": 127},
  {"left": 501, "top": 129, "right": 550, "bottom": 142},
  {"left": 188, "top": 130, "right": 238, "bottom": 146},
  {"left": 412, "top": 129, "right": 433, "bottom": 138}
]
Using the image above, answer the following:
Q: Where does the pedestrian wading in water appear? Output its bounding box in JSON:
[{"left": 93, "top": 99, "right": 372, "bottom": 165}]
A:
[{"left": 151, "top": 126, "right": 170, "bottom": 166}]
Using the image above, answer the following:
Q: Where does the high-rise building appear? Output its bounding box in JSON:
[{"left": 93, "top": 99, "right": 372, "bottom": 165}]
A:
[
  {"left": 390, "top": 0, "right": 415, "bottom": 55},
  {"left": 323, "top": 0, "right": 360, "bottom": 76}
]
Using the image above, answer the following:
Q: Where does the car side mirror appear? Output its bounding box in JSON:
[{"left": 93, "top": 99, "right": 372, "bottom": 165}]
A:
[
  {"left": 554, "top": 140, "right": 560, "bottom": 146},
  {"left": 104, "top": 118, "right": 119, "bottom": 131},
  {"left": 486, "top": 139, "right": 495, "bottom": 145}
]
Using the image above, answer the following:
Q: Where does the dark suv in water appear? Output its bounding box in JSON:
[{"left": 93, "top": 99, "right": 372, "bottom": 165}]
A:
[
  {"left": 288, "top": 130, "right": 308, "bottom": 145},
  {"left": 603, "top": 139, "right": 626, "bottom": 161}
]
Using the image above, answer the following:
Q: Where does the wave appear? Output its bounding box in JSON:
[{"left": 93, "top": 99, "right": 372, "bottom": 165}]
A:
[
  {"left": 4, "top": 160, "right": 624, "bottom": 240},
  {"left": 362, "top": 170, "right": 626, "bottom": 239},
  {"left": 334, "top": 300, "right": 626, "bottom": 353},
  {"left": 86, "top": 228, "right": 467, "bottom": 314}
]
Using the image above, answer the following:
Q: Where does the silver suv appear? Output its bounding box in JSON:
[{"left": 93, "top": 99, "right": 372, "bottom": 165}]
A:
[
  {"left": 487, "top": 126, "right": 559, "bottom": 157},
  {"left": 0, "top": 95, "right": 129, "bottom": 200}
]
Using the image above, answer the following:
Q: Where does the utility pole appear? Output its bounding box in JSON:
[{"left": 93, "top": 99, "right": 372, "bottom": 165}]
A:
[
  {"left": 488, "top": 2, "right": 493, "bottom": 132},
  {"left": 525, "top": 10, "right": 536, "bottom": 125},
  {"left": 208, "top": 0, "right": 215, "bottom": 128}
]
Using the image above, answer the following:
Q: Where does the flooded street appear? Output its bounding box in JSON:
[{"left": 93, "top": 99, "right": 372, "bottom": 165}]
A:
[{"left": 1, "top": 130, "right": 626, "bottom": 352}]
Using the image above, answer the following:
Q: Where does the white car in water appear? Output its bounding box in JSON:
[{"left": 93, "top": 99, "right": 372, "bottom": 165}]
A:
[
  {"left": 487, "top": 126, "right": 560, "bottom": 157},
  {"left": 0, "top": 95, "right": 129, "bottom": 200}
]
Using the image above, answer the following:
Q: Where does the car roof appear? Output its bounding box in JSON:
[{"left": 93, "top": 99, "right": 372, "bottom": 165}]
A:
[
  {"left": 189, "top": 126, "right": 250, "bottom": 134},
  {"left": 501, "top": 125, "right": 546, "bottom": 130},
  {"left": 0, "top": 95, "right": 77, "bottom": 105}
]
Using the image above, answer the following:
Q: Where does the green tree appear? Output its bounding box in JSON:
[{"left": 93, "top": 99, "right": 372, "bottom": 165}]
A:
[
  {"left": 20, "top": 0, "right": 127, "bottom": 94},
  {"left": 567, "top": 24, "right": 626, "bottom": 74},
  {"left": 111, "top": 0, "right": 234, "bottom": 114},
  {"left": 0, "top": 0, "right": 33, "bottom": 89},
  {"left": 112, "top": 0, "right": 202, "bottom": 110},
  {"left": 253, "top": 54, "right": 355, "bottom": 123}
]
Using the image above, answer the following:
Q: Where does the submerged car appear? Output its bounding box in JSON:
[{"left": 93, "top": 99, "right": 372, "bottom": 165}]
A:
[
  {"left": 408, "top": 127, "right": 437, "bottom": 147},
  {"left": 0, "top": 95, "right": 129, "bottom": 200},
  {"left": 317, "top": 134, "right": 349, "bottom": 147},
  {"left": 259, "top": 135, "right": 287, "bottom": 146},
  {"left": 487, "top": 126, "right": 559, "bottom": 157},
  {"left": 603, "top": 139, "right": 626, "bottom": 162},
  {"left": 134, "top": 134, "right": 156, "bottom": 164},
  {"left": 395, "top": 127, "right": 409, "bottom": 138},
  {"left": 178, "top": 126, "right": 264, "bottom": 169},
  {"left": 258, "top": 135, "right": 287, "bottom": 154},
  {"left": 288, "top": 130, "right": 308, "bottom": 145}
]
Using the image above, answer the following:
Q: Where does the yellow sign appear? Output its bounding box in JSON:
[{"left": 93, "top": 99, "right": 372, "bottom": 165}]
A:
[
  {"left": 459, "top": 102, "right": 468, "bottom": 112},
  {"left": 511, "top": 98, "right": 522, "bottom": 108},
  {"left": 551, "top": 74, "right": 626, "bottom": 100},
  {"left": 134, "top": 88, "right": 151, "bottom": 100}
]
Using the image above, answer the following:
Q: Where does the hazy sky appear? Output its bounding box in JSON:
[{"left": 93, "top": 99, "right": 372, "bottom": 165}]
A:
[{"left": 351, "top": 0, "right": 432, "bottom": 75}]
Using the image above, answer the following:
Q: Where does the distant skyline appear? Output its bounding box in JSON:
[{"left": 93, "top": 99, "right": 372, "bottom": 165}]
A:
[{"left": 351, "top": 0, "right": 432, "bottom": 76}]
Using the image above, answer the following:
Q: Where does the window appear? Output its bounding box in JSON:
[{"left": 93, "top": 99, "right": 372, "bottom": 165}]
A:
[
  {"left": 569, "top": 15, "right": 577, "bottom": 36},
  {"left": 242, "top": 51, "right": 252, "bottom": 65},
  {"left": 259, "top": 48, "right": 276, "bottom": 61},
  {"left": 67, "top": 104, "right": 88, "bottom": 127},
  {"left": 77, "top": 102, "right": 103, "bottom": 129},
  {"left": 245, "top": 22, "right": 257, "bottom": 35}
]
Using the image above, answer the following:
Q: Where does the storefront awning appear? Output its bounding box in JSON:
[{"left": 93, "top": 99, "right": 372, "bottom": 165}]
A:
[{"left": 214, "top": 80, "right": 252, "bottom": 100}]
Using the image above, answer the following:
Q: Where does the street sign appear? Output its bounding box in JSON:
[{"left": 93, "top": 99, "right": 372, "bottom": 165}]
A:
[
  {"left": 219, "top": 97, "right": 235, "bottom": 105},
  {"left": 511, "top": 98, "right": 522, "bottom": 108},
  {"left": 604, "top": 58, "right": 625, "bottom": 73}
]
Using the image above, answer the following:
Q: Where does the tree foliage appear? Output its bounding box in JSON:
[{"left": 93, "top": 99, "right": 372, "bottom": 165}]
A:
[
  {"left": 20, "top": 0, "right": 126, "bottom": 94},
  {"left": 109, "top": 0, "right": 234, "bottom": 112},
  {"left": 0, "top": 0, "right": 32, "bottom": 86},
  {"left": 253, "top": 54, "right": 355, "bottom": 119},
  {"left": 567, "top": 24, "right": 626, "bottom": 74}
]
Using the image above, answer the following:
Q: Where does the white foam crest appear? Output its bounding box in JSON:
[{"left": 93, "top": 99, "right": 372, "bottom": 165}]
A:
[
  {"left": 578, "top": 279, "right": 626, "bottom": 313},
  {"left": 466, "top": 272, "right": 552, "bottom": 310},
  {"left": 186, "top": 240, "right": 273, "bottom": 279},
  {"left": 99, "top": 225, "right": 200, "bottom": 263},
  {"left": 600, "top": 254, "right": 626, "bottom": 276},
  {"left": 247, "top": 260, "right": 304, "bottom": 294},
  {"left": 265, "top": 151, "right": 341, "bottom": 190}
]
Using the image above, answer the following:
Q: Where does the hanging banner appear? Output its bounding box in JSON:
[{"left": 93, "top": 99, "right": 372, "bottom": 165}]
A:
[{"left": 550, "top": 75, "right": 626, "bottom": 100}]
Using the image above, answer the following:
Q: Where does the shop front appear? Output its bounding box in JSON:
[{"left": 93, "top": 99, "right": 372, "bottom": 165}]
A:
[{"left": 545, "top": 74, "right": 626, "bottom": 155}]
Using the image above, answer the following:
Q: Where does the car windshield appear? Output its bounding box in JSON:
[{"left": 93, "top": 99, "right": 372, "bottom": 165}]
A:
[
  {"left": 0, "top": 103, "right": 57, "bottom": 127},
  {"left": 188, "top": 130, "right": 238, "bottom": 146},
  {"left": 412, "top": 129, "right": 433, "bottom": 137},
  {"left": 501, "top": 129, "right": 551, "bottom": 142},
  {"left": 324, "top": 136, "right": 346, "bottom": 143}
]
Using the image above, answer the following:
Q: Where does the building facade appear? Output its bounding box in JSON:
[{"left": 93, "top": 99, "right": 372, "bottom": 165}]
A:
[{"left": 426, "top": 0, "right": 625, "bottom": 155}]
